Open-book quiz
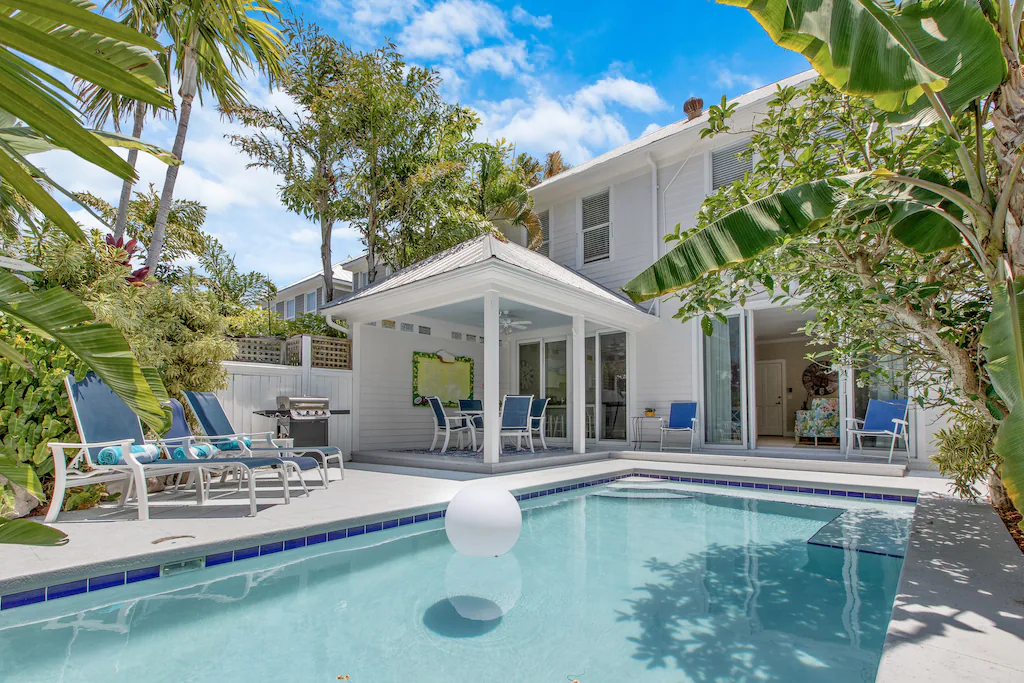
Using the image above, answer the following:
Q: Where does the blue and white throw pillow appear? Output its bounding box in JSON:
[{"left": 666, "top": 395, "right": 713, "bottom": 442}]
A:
[
  {"left": 171, "top": 443, "right": 221, "bottom": 460},
  {"left": 95, "top": 443, "right": 162, "bottom": 466}
]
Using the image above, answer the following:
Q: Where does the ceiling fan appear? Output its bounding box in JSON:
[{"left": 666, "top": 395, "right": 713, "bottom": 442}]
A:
[{"left": 499, "top": 310, "right": 532, "bottom": 335}]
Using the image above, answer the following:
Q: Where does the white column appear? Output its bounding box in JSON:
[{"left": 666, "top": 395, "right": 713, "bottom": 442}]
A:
[
  {"left": 627, "top": 331, "right": 638, "bottom": 446},
  {"left": 483, "top": 291, "right": 501, "bottom": 464},
  {"left": 572, "top": 315, "right": 586, "bottom": 453}
]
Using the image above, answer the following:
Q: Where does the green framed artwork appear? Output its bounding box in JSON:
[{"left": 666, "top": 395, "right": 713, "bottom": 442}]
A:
[{"left": 412, "top": 352, "right": 475, "bottom": 407}]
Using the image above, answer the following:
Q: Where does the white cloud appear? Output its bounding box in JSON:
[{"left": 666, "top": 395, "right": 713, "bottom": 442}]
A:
[
  {"left": 398, "top": 0, "right": 508, "bottom": 58},
  {"left": 641, "top": 122, "right": 662, "bottom": 137},
  {"left": 350, "top": 0, "right": 421, "bottom": 26},
  {"left": 465, "top": 42, "right": 531, "bottom": 78},
  {"left": 714, "top": 67, "right": 763, "bottom": 91},
  {"left": 290, "top": 228, "right": 321, "bottom": 245},
  {"left": 436, "top": 66, "right": 465, "bottom": 98},
  {"left": 573, "top": 77, "right": 668, "bottom": 114},
  {"left": 475, "top": 74, "right": 668, "bottom": 163},
  {"left": 511, "top": 5, "right": 552, "bottom": 29}
]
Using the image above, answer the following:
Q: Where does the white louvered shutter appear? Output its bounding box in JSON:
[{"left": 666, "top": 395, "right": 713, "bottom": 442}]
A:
[
  {"left": 275, "top": 302, "right": 285, "bottom": 317},
  {"left": 295, "top": 294, "right": 305, "bottom": 316},
  {"left": 711, "top": 140, "right": 752, "bottom": 190},
  {"left": 581, "top": 190, "right": 610, "bottom": 264},
  {"left": 537, "top": 210, "right": 550, "bottom": 257},
  {"left": 316, "top": 286, "right": 323, "bottom": 308}
]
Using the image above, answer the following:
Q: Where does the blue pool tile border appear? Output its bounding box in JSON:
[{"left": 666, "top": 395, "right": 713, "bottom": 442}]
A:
[{"left": 0, "top": 469, "right": 919, "bottom": 612}]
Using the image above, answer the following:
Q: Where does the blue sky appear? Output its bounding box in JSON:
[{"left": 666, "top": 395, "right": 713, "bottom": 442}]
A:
[{"left": 40, "top": 0, "right": 809, "bottom": 288}]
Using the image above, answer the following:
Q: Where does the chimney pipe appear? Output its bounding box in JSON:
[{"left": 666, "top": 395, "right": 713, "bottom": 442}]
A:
[{"left": 683, "top": 96, "right": 704, "bottom": 121}]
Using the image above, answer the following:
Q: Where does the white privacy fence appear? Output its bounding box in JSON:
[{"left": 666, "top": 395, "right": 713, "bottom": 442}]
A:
[{"left": 215, "top": 361, "right": 353, "bottom": 456}]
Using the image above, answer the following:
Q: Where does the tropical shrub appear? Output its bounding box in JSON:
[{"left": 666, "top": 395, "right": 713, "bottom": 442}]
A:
[{"left": 932, "top": 407, "right": 1000, "bottom": 501}]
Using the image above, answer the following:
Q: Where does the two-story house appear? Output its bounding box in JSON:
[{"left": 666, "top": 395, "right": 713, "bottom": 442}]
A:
[
  {"left": 270, "top": 264, "right": 353, "bottom": 320},
  {"left": 323, "top": 70, "right": 939, "bottom": 469}
]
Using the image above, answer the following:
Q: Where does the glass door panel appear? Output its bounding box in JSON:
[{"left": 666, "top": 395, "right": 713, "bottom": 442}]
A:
[
  {"left": 585, "top": 336, "right": 596, "bottom": 439},
  {"left": 519, "top": 342, "right": 541, "bottom": 398},
  {"left": 599, "top": 332, "right": 627, "bottom": 440},
  {"left": 703, "top": 316, "right": 744, "bottom": 445},
  {"left": 544, "top": 340, "right": 567, "bottom": 438}
]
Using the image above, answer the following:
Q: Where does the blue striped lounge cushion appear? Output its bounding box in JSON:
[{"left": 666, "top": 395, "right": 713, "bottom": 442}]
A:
[
  {"left": 171, "top": 443, "right": 221, "bottom": 460},
  {"left": 95, "top": 443, "right": 161, "bottom": 466}
]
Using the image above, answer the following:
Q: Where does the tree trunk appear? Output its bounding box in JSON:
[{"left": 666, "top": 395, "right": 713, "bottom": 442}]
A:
[
  {"left": 990, "top": 467, "right": 1013, "bottom": 510},
  {"left": 320, "top": 213, "right": 334, "bottom": 303},
  {"left": 146, "top": 47, "right": 197, "bottom": 272},
  {"left": 990, "top": 45, "right": 1024, "bottom": 268},
  {"left": 113, "top": 105, "right": 147, "bottom": 241}
]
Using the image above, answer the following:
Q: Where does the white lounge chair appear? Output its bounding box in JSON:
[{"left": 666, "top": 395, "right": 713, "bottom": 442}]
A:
[{"left": 46, "top": 373, "right": 206, "bottom": 522}]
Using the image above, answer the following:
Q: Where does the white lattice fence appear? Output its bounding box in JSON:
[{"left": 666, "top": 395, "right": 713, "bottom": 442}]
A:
[
  {"left": 310, "top": 336, "right": 351, "bottom": 370},
  {"left": 232, "top": 337, "right": 285, "bottom": 364}
]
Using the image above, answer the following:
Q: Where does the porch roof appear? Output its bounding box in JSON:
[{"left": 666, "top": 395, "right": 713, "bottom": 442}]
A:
[{"left": 321, "top": 234, "right": 657, "bottom": 330}]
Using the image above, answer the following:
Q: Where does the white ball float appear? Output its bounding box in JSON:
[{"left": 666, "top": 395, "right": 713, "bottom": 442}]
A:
[
  {"left": 444, "top": 484, "right": 522, "bottom": 557},
  {"left": 445, "top": 552, "right": 522, "bottom": 621}
]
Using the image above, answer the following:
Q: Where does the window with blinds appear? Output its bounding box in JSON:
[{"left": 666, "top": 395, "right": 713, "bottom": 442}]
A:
[
  {"left": 581, "top": 189, "right": 610, "bottom": 264},
  {"left": 711, "top": 140, "right": 752, "bottom": 190},
  {"left": 275, "top": 301, "right": 285, "bottom": 317},
  {"left": 537, "top": 210, "right": 550, "bottom": 257}
]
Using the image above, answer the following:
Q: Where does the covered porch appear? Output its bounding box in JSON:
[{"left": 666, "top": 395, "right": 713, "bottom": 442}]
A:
[{"left": 321, "top": 235, "right": 657, "bottom": 468}]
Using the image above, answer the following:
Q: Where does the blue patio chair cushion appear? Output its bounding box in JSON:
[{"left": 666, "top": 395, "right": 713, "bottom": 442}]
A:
[
  {"left": 67, "top": 372, "right": 147, "bottom": 460},
  {"left": 171, "top": 443, "right": 220, "bottom": 460},
  {"left": 95, "top": 443, "right": 162, "bottom": 466},
  {"left": 862, "top": 399, "right": 908, "bottom": 433},
  {"left": 182, "top": 391, "right": 236, "bottom": 437},
  {"left": 198, "top": 456, "right": 292, "bottom": 469},
  {"left": 501, "top": 396, "right": 532, "bottom": 431},
  {"left": 459, "top": 399, "right": 483, "bottom": 428},
  {"left": 667, "top": 402, "right": 698, "bottom": 430},
  {"left": 250, "top": 445, "right": 342, "bottom": 456},
  {"left": 428, "top": 397, "right": 447, "bottom": 428}
]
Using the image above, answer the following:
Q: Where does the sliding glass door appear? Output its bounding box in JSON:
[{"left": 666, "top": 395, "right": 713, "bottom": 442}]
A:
[
  {"left": 703, "top": 315, "right": 746, "bottom": 445},
  {"left": 544, "top": 340, "right": 568, "bottom": 438},
  {"left": 599, "top": 332, "right": 627, "bottom": 440}
]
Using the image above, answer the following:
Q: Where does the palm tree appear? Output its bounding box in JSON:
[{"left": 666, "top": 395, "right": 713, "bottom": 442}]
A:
[
  {"left": 75, "top": 1, "right": 168, "bottom": 242},
  {"left": 144, "top": 0, "right": 287, "bottom": 272},
  {"left": 515, "top": 152, "right": 543, "bottom": 187},
  {"left": 471, "top": 142, "right": 541, "bottom": 248},
  {"left": 543, "top": 150, "right": 570, "bottom": 179}
]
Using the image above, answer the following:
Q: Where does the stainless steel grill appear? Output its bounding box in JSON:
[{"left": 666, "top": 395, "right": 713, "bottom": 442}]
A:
[{"left": 275, "top": 395, "right": 330, "bottom": 447}]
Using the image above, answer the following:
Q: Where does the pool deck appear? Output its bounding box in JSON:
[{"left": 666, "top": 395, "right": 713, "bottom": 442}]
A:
[{"left": 1, "top": 459, "right": 1020, "bottom": 681}]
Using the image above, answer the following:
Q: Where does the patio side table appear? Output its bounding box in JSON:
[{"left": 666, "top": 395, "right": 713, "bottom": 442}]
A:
[{"left": 629, "top": 415, "right": 663, "bottom": 450}]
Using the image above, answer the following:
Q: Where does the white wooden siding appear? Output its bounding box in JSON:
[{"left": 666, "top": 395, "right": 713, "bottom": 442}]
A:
[{"left": 355, "top": 314, "right": 510, "bottom": 451}]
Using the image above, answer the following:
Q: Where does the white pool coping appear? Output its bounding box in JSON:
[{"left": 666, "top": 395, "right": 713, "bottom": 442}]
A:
[{"left": 1, "top": 459, "right": 1019, "bottom": 681}]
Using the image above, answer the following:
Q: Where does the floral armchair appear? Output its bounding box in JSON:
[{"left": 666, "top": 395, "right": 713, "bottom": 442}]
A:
[{"left": 794, "top": 398, "right": 839, "bottom": 445}]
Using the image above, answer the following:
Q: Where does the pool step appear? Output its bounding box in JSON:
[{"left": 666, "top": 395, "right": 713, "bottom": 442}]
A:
[{"left": 807, "top": 509, "right": 912, "bottom": 558}]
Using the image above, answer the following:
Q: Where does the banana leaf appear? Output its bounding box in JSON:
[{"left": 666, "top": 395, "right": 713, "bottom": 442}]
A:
[
  {"left": 0, "top": 456, "right": 44, "bottom": 500},
  {"left": 717, "top": 0, "right": 1006, "bottom": 122},
  {"left": 0, "top": 518, "right": 68, "bottom": 546},
  {"left": 0, "top": 270, "right": 170, "bottom": 433},
  {"left": 980, "top": 277, "right": 1024, "bottom": 512}
]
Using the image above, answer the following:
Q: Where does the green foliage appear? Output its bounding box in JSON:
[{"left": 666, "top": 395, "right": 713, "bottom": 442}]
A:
[
  {"left": 932, "top": 407, "right": 999, "bottom": 500},
  {"left": 0, "top": 325, "right": 84, "bottom": 484},
  {"left": 0, "top": 220, "right": 237, "bottom": 510},
  {"left": 225, "top": 309, "right": 345, "bottom": 339}
]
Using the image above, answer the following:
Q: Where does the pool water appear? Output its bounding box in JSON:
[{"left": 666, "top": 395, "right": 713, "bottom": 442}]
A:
[{"left": 0, "top": 484, "right": 911, "bottom": 682}]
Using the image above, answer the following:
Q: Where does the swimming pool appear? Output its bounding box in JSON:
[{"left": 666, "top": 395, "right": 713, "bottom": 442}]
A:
[{"left": 0, "top": 480, "right": 912, "bottom": 682}]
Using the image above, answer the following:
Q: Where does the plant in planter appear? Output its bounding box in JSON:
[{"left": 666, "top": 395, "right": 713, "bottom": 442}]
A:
[{"left": 644, "top": 407, "right": 657, "bottom": 417}]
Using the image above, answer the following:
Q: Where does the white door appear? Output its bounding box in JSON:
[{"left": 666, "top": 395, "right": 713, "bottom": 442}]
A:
[{"left": 755, "top": 360, "right": 785, "bottom": 436}]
